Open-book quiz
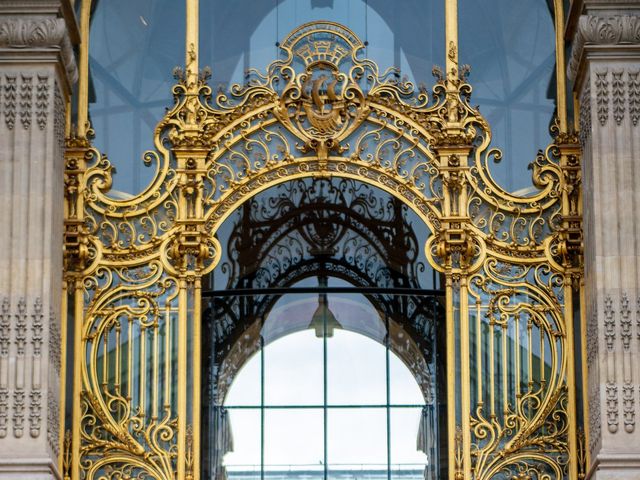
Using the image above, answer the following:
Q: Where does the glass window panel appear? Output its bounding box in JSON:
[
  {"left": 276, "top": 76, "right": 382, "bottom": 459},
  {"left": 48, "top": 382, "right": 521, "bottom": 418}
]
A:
[
  {"left": 326, "top": 292, "right": 387, "bottom": 343},
  {"left": 89, "top": 0, "right": 185, "bottom": 194},
  {"left": 263, "top": 327, "right": 324, "bottom": 405},
  {"left": 200, "top": 0, "right": 445, "bottom": 89},
  {"left": 459, "top": 0, "right": 556, "bottom": 193},
  {"left": 223, "top": 349, "right": 262, "bottom": 407},
  {"left": 224, "top": 408, "right": 261, "bottom": 479},
  {"left": 264, "top": 408, "right": 324, "bottom": 470},
  {"left": 327, "top": 296, "right": 387, "bottom": 405},
  {"left": 389, "top": 349, "right": 427, "bottom": 406},
  {"left": 262, "top": 294, "right": 323, "bottom": 345},
  {"left": 390, "top": 407, "right": 430, "bottom": 479},
  {"left": 204, "top": 178, "right": 444, "bottom": 476},
  {"left": 327, "top": 408, "right": 387, "bottom": 469}
]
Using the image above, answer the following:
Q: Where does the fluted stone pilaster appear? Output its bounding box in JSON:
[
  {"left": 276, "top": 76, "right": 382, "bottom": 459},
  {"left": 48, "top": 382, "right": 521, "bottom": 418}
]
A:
[
  {"left": 0, "top": 1, "right": 77, "bottom": 478},
  {"left": 570, "top": 1, "right": 640, "bottom": 478}
]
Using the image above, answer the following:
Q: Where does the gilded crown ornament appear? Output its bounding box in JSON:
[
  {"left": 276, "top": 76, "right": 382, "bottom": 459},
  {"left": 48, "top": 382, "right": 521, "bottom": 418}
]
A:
[{"left": 295, "top": 40, "right": 349, "bottom": 67}]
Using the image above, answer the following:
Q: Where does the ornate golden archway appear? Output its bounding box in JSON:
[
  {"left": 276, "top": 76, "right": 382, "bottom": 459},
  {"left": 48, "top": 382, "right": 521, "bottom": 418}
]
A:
[{"left": 63, "top": 19, "right": 584, "bottom": 480}]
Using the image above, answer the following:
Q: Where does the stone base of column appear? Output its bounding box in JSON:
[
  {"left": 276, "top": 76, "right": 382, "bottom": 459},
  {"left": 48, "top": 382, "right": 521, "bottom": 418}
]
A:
[
  {"left": 0, "top": 458, "right": 58, "bottom": 480},
  {"left": 590, "top": 453, "right": 640, "bottom": 480}
]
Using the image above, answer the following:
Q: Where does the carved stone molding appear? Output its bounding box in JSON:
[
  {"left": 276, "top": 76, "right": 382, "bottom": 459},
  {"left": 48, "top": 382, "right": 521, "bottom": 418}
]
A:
[
  {"left": 29, "top": 298, "right": 43, "bottom": 439},
  {"left": 579, "top": 81, "right": 592, "bottom": 147},
  {"left": 13, "top": 298, "right": 27, "bottom": 438},
  {"left": 1, "top": 73, "right": 54, "bottom": 131},
  {"left": 590, "top": 68, "right": 640, "bottom": 127},
  {"left": 0, "top": 297, "right": 9, "bottom": 439},
  {"left": 620, "top": 293, "right": 635, "bottom": 434},
  {"left": 53, "top": 82, "right": 64, "bottom": 153},
  {"left": 587, "top": 310, "right": 599, "bottom": 366},
  {"left": 0, "top": 17, "right": 78, "bottom": 85},
  {"left": 48, "top": 307, "right": 60, "bottom": 376},
  {"left": 589, "top": 378, "right": 602, "bottom": 456},
  {"left": 621, "top": 292, "right": 632, "bottom": 351},
  {"left": 19, "top": 74, "right": 32, "bottom": 130},
  {"left": 35, "top": 74, "right": 48, "bottom": 130},
  {"left": 568, "top": 14, "right": 640, "bottom": 82},
  {"left": 0, "top": 297, "right": 52, "bottom": 441},
  {"left": 604, "top": 294, "right": 615, "bottom": 351},
  {"left": 630, "top": 70, "right": 640, "bottom": 126},
  {"left": 595, "top": 69, "right": 610, "bottom": 127},
  {"left": 2, "top": 74, "right": 17, "bottom": 129},
  {"left": 46, "top": 388, "right": 58, "bottom": 457},
  {"left": 623, "top": 383, "right": 635, "bottom": 433},
  {"left": 606, "top": 382, "right": 620, "bottom": 434},
  {"left": 612, "top": 69, "right": 625, "bottom": 125}
]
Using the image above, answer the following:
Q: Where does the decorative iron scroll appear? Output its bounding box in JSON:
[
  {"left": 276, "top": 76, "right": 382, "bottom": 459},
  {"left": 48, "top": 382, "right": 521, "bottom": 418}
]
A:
[
  {"left": 63, "top": 21, "right": 583, "bottom": 480},
  {"left": 200, "top": 177, "right": 444, "bottom": 479},
  {"left": 216, "top": 178, "right": 428, "bottom": 292},
  {"left": 205, "top": 176, "right": 438, "bottom": 393}
]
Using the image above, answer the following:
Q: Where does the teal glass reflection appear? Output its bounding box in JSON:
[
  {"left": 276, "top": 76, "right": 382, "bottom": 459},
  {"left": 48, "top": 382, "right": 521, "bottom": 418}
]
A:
[
  {"left": 459, "top": 0, "right": 557, "bottom": 193},
  {"left": 200, "top": 0, "right": 445, "bottom": 90},
  {"left": 88, "top": 0, "right": 186, "bottom": 194}
]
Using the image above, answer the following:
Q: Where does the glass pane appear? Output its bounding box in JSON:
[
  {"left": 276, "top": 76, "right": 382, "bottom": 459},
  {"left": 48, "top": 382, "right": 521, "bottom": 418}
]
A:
[
  {"left": 210, "top": 179, "right": 438, "bottom": 294},
  {"left": 224, "top": 408, "right": 261, "bottom": 480},
  {"left": 459, "top": 0, "right": 556, "bottom": 193},
  {"left": 200, "top": 0, "right": 445, "bottom": 89},
  {"left": 327, "top": 296, "right": 387, "bottom": 406},
  {"left": 390, "top": 407, "right": 431, "bottom": 480},
  {"left": 389, "top": 297, "right": 438, "bottom": 406},
  {"left": 264, "top": 408, "right": 324, "bottom": 471},
  {"left": 89, "top": 0, "right": 185, "bottom": 194},
  {"left": 389, "top": 349, "right": 427, "bottom": 406},
  {"left": 223, "top": 349, "right": 262, "bottom": 407},
  {"left": 263, "top": 326, "right": 324, "bottom": 406},
  {"left": 327, "top": 408, "right": 387, "bottom": 470}
]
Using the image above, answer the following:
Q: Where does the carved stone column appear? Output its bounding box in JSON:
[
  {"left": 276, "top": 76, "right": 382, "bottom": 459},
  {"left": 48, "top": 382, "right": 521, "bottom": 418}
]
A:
[
  {"left": 0, "top": 1, "right": 77, "bottom": 478},
  {"left": 568, "top": 2, "right": 640, "bottom": 478}
]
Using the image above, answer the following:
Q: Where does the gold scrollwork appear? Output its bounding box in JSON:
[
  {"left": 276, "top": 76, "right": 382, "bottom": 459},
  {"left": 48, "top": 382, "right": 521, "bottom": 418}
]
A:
[{"left": 64, "top": 21, "right": 582, "bottom": 480}]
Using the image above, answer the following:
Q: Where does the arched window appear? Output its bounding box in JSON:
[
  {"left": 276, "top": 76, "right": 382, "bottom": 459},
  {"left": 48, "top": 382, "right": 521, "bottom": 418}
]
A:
[{"left": 201, "top": 179, "right": 446, "bottom": 479}]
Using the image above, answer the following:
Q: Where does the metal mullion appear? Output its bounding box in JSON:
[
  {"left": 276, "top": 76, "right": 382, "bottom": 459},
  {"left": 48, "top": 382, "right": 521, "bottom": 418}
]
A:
[
  {"left": 260, "top": 326, "right": 265, "bottom": 480},
  {"left": 385, "top": 314, "right": 391, "bottom": 480},
  {"left": 432, "top": 292, "right": 440, "bottom": 478},
  {"left": 225, "top": 404, "right": 427, "bottom": 409},
  {"left": 323, "top": 291, "right": 328, "bottom": 480},
  {"left": 202, "top": 287, "right": 445, "bottom": 298}
]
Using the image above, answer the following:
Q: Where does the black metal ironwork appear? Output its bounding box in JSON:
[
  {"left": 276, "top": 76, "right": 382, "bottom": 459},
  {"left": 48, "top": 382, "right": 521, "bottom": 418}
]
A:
[{"left": 201, "top": 178, "right": 447, "bottom": 480}]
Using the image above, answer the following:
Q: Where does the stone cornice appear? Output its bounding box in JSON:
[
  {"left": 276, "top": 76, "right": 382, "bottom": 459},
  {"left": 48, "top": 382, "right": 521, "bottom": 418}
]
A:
[
  {"left": 568, "top": 14, "right": 640, "bottom": 82},
  {"left": 0, "top": 16, "right": 77, "bottom": 85}
]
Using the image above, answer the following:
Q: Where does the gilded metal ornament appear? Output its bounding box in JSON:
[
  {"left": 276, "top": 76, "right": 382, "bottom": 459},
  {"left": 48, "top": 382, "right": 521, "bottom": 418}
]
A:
[{"left": 63, "top": 20, "right": 583, "bottom": 480}]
